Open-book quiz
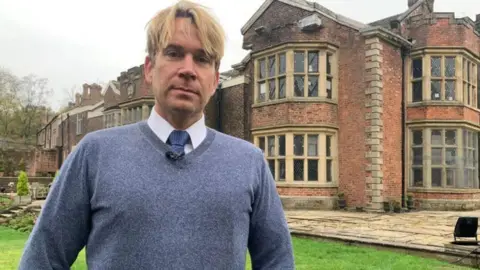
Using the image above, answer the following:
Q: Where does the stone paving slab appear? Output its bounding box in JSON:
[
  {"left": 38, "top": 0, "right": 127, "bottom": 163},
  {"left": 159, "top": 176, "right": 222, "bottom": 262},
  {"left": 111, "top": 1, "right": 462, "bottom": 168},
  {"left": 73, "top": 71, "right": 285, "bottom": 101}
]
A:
[{"left": 285, "top": 210, "right": 480, "bottom": 253}]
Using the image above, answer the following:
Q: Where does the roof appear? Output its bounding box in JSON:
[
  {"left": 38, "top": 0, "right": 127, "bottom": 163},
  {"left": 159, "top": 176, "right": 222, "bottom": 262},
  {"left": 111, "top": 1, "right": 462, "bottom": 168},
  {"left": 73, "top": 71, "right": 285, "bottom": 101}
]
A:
[
  {"left": 101, "top": 80, "right": 120, "bottom": 95},
  {"left": 241, "top": 0, "right": 367, "bottom": 34},
  {"left": 368, "top": 0, "right": 430, "bottom": 29},
  {"left": 231, "top": 53, "right": 251, "bottom": 70}
]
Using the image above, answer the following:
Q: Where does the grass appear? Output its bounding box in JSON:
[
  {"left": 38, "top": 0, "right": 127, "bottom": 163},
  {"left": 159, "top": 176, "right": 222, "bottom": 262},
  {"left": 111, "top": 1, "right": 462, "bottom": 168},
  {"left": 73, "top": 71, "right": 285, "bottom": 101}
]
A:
[{"left": 0, "top": 226, "right": 471, "bottom": 270}]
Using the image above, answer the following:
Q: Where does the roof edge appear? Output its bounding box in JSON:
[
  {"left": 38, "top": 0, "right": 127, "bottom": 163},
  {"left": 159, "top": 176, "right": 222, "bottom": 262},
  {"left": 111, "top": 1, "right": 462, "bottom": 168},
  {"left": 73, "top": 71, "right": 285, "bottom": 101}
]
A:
[
  {"left": 360, "top": 26, "right": 413, "bottom": 48},
  {"left": 240, "top": 0, "right": 367, "bottom": 35}
]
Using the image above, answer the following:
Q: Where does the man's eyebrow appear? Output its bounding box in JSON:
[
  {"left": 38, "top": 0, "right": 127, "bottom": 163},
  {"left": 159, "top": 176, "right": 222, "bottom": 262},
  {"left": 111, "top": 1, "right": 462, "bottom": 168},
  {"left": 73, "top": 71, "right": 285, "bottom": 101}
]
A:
[
  {"left": 165, "top": 44, "right": 207, "bottom": 55},
  {"left": 164, "top": 44, "right": 182, "bottom": 49}
]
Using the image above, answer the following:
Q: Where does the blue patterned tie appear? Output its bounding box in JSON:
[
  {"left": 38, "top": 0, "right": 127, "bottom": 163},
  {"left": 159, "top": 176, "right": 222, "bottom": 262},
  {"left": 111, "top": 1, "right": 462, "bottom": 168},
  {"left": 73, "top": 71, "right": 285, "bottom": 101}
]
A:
[{"left": 168, "top": 130, "right": 190, "bottom": 154}]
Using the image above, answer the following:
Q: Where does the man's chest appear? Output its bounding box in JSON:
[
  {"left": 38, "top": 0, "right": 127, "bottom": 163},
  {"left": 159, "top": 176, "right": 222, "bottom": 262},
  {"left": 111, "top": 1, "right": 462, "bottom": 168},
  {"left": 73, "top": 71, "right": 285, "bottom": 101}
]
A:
[{"left": 89, "top": 162, "right": 256, "bottom": 224}]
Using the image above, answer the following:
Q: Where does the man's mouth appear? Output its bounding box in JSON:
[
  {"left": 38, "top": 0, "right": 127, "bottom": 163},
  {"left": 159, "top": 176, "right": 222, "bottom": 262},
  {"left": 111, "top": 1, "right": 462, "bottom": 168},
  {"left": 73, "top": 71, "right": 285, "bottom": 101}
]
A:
[{"left": 171, "top": 86, "right": 198, "bottom": 95}]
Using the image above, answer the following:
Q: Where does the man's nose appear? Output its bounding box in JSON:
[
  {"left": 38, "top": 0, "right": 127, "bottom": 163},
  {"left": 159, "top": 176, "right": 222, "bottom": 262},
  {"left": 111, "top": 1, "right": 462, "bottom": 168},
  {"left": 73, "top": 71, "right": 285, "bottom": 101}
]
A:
[{"left": 178, "top": 54, "right": 197, "bottom": 80}]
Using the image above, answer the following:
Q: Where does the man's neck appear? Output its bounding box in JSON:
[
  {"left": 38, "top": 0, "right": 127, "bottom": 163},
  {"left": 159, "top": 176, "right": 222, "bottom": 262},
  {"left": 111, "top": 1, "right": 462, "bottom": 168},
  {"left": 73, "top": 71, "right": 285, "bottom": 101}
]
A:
[{"left": 155, "top": 106, "right": 202, "bottom": 130}]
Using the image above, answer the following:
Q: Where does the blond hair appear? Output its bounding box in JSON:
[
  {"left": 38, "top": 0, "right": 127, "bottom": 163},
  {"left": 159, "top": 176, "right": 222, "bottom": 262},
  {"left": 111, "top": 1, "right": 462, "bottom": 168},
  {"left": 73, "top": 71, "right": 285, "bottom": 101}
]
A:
[{"left": 145, "top": 0, "right": 225, "bottom": 69}]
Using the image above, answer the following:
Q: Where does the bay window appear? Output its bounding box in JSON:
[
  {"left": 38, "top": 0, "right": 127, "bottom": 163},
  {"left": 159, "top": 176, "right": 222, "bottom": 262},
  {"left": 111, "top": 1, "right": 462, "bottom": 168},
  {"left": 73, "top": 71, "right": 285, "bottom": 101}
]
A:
[
  {"left": 409, "top": 127, "right": 479, "bottom": 189},
  {"left": 254, "top": 44, "right": 338, "bottom": 104},
  {"left": 408, "top": 50, "right": 478, "bottom": 106},
  {"left": 254, "top": 129, "right": 337, "bottom": 184}
]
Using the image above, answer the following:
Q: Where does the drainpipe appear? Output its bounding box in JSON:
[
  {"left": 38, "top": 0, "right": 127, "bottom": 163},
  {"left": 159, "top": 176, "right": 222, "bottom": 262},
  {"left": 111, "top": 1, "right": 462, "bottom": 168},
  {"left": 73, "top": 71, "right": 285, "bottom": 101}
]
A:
[
  {"left": 216, "top": 83, "right": 223, "bottom": 132},
  {"left": 67, "top": 113, "right": 70, "bottom": 155},
  {"left": 59, "top": 114, "right": 64, "bottom": 168},
  {"left": 401, "top": 46, "right": 410, "bottom": 207}
]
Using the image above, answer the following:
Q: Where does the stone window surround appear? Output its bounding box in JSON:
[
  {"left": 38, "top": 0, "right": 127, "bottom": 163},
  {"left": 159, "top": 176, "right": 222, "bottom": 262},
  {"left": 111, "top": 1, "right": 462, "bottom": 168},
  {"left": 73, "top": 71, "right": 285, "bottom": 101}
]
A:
[
  {"left": 406, "top": 48, "right": 479, "bottom": 108},
  {"left": 119, "top": 99, "right": 154, "bottom": 125},
  {"left": 252, "top": 43, "right": 339, "bottom": 106},
  {"left": 407, "top": 123, "right": 479, "bottom": 190},
  {"left": 76, "top": 114, "right": 83, "bottom": 135},
  {"left": 252, "top": 127, "right": 338, "bottom": 186},
  {"left": 103, "top": 109, "right": 121, "bottom": 128}
]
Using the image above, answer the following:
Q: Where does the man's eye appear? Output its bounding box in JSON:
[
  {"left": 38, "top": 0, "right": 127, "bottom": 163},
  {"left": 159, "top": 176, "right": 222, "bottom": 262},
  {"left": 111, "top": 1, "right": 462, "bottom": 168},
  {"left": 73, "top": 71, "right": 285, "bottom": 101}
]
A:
[
  {"left": 196, "top": 55, "right": 211, "bottom": 63},
  {"left": 165, "top": 50, "right": 182, "bottom": 58}
]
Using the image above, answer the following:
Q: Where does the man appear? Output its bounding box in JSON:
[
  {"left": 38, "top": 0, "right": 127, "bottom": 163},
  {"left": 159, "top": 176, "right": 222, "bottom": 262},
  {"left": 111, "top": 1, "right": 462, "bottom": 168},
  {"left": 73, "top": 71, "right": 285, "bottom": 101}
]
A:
[{"left": 19, "top": 0, "right": 295, "bottom": 269}]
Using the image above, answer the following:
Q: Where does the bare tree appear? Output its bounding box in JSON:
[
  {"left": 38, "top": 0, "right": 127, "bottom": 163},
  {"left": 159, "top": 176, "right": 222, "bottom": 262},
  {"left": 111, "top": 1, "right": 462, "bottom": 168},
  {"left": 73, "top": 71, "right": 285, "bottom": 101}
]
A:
[
  {"left": 0, "top": 68, "right": 54, "bottom": 143},
  {"left": 0, "top": 68, "right": 21, "bottom": 138},
  {"left": 16, "top": 74, "right": 53, "bottom": 142}
]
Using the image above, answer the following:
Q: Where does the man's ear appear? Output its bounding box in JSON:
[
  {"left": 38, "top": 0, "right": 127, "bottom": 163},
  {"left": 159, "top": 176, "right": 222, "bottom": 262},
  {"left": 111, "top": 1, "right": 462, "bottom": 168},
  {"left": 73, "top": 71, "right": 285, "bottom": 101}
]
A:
[{"left": 144, "top": 56, "right": 153, "bottom": 84}]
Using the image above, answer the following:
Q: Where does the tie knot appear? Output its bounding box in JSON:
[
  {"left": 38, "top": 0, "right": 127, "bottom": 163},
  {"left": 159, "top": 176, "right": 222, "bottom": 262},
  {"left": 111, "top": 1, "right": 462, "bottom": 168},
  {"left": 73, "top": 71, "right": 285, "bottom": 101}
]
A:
[{"left": 168, "top": 130, "right": 190, "bottom": 153}]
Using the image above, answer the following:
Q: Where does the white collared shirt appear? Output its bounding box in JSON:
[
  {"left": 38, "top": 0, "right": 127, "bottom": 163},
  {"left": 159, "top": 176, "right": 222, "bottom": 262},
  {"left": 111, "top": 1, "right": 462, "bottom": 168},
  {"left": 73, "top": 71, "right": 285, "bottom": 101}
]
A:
[{"left": 147, "top": 108, "right": 207, "bottom": 154}]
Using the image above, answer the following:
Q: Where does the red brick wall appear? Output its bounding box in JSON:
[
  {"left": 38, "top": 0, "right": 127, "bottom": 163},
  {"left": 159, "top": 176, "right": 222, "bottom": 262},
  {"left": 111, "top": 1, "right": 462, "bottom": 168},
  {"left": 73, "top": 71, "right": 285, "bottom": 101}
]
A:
[
  {"left": 381, "top": 43, "right": 403, "bottom": 200},
  {"left": 252, "top": 103, "right": 337, "bottom": 128},
  {"left": 222, "top": 84, "right": 247, "bottom": 139},
  {"left": 409, "top": 16, "right": 480, "bottom": 53},
  {"left": 337, "top": 36, "right": 366, "bottom": 207},
  {"left": 204, "top": 94, "right": 218, "bottom": 129},
  {"left": 204, "top": 82, "right": 249, "bottom": 140},
  {"left": 407, "top": 106, "right": 480, "bottom": 123},
  {"left": 87, "top": 116, "right": 104, "bottom": 133}
]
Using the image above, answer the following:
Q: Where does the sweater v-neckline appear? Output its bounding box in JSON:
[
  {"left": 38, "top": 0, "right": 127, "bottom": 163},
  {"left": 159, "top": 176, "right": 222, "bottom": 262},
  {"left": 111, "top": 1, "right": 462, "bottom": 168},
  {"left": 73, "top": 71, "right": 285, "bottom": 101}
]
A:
[{"left": 136, "top": 121, "right": 216, "bottom": 163}]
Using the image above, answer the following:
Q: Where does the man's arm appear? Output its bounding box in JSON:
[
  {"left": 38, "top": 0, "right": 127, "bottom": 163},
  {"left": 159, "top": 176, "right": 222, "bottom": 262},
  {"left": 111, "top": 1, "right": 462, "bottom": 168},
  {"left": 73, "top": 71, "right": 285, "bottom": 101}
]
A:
[
  {"left": 18, "top": 142, "right": 91, "bottom": 269},
  {"left": 248, "top": 153, "right": 295, "bottom": 269}
]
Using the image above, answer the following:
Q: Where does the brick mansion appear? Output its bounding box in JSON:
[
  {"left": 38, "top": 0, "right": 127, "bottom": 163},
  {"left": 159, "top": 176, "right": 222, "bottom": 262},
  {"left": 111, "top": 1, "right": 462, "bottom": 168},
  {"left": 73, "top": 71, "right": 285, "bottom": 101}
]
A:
[{"left": 35, "top": 0, "right": 480, "bottom": 212}]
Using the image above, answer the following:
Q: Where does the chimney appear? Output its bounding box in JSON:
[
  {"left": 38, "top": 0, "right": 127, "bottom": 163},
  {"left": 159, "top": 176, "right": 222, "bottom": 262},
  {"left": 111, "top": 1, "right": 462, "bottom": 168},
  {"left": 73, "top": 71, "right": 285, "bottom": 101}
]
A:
[
  {"left": 82, "top": 83, "right": 90, "bottom": 98},
  {"left": 89, "top": 83, "right": 103, "bottom": 101},
  {"left": 75, "top": 93, "right": 82, "bottom": 106}
]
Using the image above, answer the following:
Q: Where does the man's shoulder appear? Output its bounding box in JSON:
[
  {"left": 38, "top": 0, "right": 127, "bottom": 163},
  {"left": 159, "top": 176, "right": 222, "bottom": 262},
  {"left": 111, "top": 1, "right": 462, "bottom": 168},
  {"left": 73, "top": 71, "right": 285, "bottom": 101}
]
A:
[
  {"left": 210, "top": 129, "right": 263, "bottom": 156},
  {"left": 79, "top": 122, "right": 142, "bottom": 148}
]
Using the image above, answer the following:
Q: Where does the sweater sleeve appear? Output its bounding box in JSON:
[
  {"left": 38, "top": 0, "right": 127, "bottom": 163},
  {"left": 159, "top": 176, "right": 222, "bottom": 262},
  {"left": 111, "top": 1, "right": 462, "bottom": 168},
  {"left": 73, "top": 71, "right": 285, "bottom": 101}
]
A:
[
  {"left": 247, "top": 153, "right": 295, "bottom": 269},
  {"left": 18, "top": 141, "right": 91, "bottom": 270}
]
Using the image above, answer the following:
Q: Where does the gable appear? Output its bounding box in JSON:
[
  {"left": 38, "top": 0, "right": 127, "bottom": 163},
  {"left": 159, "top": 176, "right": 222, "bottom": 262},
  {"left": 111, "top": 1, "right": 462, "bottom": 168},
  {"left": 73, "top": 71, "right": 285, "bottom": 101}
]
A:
[{"left": 241, "top": 0, "right": 366, "bottom": 35}]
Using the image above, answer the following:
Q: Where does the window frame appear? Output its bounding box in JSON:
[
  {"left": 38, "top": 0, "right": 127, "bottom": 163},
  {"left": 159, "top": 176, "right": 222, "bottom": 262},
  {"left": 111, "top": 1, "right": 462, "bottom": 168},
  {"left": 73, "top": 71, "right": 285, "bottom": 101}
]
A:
[
  {"left": 407, "top": 125, "right": 479, "bottom": 189},
  {"left": 407, "top": 49, "right": 479, "bottom": 107},
  {"left": 76, "top": 113, "right": 83, "bottom": 135},
  {"left": 463, "top": 57, "right": 478, "bottom": 107},
  {"left": 257, "top": 134, "right": 287, "bottom": 181},
  {"left": 253, "top": 43, "right": 338, "bottom": 105},
  {"left": 253, "top": 127, "right": 338, "bottom": 185}
]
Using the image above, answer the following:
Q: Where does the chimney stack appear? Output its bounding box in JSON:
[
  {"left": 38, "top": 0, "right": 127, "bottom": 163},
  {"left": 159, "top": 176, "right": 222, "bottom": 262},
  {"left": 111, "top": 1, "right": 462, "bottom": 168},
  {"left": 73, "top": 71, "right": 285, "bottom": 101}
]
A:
[
  {"left": 89, "top": 83, "right": 103, "bottom": 101},
  {"left": 475, "top": 14, "right": 480, "bottom": 33},
  {"left": 82, "top": 83, "right": 90, "bottom": 98},
  {"left": 75, "top": 93, "right": 82, "bottom": 106}
]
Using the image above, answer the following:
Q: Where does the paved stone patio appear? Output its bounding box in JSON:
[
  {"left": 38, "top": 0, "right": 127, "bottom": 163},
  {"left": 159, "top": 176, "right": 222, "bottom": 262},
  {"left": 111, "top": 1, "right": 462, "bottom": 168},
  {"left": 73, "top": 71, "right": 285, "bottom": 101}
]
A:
[{"left": 285, "top": 210, "right": 480, "bottom": 255}]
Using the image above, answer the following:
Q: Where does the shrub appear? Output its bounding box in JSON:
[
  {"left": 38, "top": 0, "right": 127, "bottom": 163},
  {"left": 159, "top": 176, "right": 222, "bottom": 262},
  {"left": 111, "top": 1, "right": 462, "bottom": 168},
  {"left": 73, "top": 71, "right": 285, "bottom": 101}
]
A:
[
  {"left": 16, "top": 171, "right": 29, "bottom": 197},
  {"left": 5, "top": 211, "right": 37, "bottom": 232},
  {"left": 18, "top": 158, "right": 26, "bottom": 172}
]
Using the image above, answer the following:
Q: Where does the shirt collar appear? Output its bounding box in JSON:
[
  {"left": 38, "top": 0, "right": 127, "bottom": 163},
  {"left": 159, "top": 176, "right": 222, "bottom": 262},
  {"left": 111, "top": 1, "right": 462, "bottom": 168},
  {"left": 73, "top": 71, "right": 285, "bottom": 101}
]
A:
[{"left": 147, "top": 108, "right": 207, "bottom": 149}]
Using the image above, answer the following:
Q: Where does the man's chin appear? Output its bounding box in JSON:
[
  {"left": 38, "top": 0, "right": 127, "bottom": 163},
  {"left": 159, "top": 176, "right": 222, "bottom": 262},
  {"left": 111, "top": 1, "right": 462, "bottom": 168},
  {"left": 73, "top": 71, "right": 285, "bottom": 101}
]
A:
[{"left": 169, "top": 102, "right": 197, "bottom": 114}]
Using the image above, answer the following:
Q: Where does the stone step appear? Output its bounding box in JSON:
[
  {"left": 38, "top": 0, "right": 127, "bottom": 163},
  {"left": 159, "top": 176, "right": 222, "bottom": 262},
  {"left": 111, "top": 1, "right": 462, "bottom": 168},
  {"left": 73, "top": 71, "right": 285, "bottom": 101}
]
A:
[{"left": 0, "top": 213, "right": 13, "bottom": 218}]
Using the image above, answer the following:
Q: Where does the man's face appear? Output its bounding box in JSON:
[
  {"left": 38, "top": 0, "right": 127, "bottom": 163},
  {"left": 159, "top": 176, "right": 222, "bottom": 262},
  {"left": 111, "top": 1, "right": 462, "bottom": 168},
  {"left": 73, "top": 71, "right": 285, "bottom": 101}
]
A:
[{"left": 144, "top": 18, "right": 219, "bottom": 119}]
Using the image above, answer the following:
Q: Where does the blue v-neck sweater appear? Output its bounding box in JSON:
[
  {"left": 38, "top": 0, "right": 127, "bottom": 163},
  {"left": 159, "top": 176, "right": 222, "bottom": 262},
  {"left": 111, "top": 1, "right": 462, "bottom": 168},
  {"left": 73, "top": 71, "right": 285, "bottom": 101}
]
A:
[{"left": 18, "top": 121, "right": 294, "bottom": 270}]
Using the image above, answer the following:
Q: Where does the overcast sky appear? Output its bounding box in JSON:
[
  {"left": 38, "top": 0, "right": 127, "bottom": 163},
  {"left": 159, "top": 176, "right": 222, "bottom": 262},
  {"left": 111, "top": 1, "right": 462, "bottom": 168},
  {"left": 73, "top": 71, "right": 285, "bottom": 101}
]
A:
[{"left": 0, "top": 0, "right": 477, "bottom": 111}]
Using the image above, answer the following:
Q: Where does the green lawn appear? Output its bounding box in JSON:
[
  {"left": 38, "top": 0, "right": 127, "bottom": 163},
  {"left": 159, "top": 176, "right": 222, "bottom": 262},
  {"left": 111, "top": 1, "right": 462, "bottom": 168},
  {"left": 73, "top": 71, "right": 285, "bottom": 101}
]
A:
[{"left": 0, "top": 226, "right": 470, "bottom": 269}]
